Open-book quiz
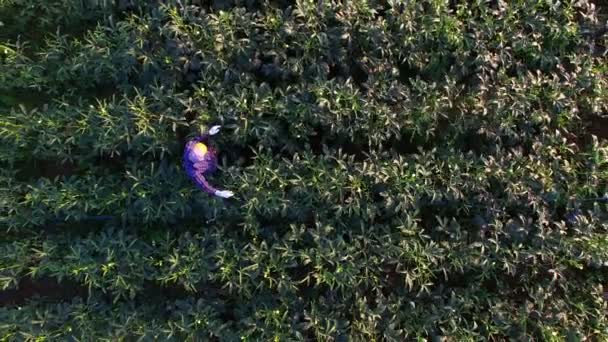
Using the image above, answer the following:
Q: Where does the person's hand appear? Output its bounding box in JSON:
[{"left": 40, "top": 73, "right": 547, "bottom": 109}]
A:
[
  {"left": 209, "top": 125, "right": 221, "bottom": 135},
  {"left": 215, "top": 190, "right": 234, "bottom": 198}
]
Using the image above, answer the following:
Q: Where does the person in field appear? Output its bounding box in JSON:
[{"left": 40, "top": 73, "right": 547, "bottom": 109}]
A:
[{"left": 183, "top": 125, "right": 234, "bottom": 198}]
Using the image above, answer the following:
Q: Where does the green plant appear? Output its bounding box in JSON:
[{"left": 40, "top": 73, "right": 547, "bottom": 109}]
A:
[{"left": 0, "top": 0, "right": 607, "bottom": 340}]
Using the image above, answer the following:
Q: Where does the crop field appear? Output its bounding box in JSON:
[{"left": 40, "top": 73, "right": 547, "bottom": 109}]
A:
[{"left": 0, "top": 0, "right": 607, "bottom": 340}]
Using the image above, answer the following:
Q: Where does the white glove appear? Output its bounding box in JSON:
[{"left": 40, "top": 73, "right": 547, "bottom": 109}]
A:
[
  {"left": 215, "top": 190, "right": 234, "bottom": 198},
  {"left": 209, "top": 125, "right": 221, "bottom": 135}
]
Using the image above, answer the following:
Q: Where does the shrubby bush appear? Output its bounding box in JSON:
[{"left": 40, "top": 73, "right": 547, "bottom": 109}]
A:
[{"left": 1, "top": 0, "right": 607, "bottom": 340}]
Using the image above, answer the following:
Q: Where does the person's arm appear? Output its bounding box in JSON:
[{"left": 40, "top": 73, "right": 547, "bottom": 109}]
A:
[
  {"left": 191, "top": 125, "right": 222, "bottom": 143},
  {"left": 192, "top": 171, "right": 234, "bottom": 198},
  {"left": 192, "top": 171, "right": 217, "bottom": 195}
]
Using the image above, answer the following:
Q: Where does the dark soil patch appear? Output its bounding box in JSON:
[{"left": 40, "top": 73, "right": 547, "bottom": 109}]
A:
[
  {"left": 591, "top": 0, "right": 608, "bottom": 16},
  {"left": 587, "top": 114, "right": 608, "bottom": 140},
  {"left": 324, "top": 137, "right": 369, "bottom": 161},
  {"left": 0, "top": 91, "right": 52, "bottom": 110},
  {"left": 397, "top": 60, "right": 419, "bottom": 86},
  {"left": 15, "top": 159, "right": 79, "bottom": 181},
  {"left": 385, "top": 131, "right": 436, "bottom": 156},
  {"left": 0, "top": 275, "right": 231, "bottom": 309},
  {"left": 327, "top": 62, "right": 348, "bottom": 81},
  {"left": 349, "top": 59, "right": 369, "bottom": 88},
  {"left": 39, "top": 160, "right": 79, "bottom": 178},
  {"left": 250, "top": 53, "right": 298, "bottom": 88},
  {"left": 307, "top": 127, "right": 324, "bottom": 155},
  {"left": 96, "top": 153, "right": 127, "bottom": 173},
  {"left": 43, "top": 216, "right": 115, "bottom": 236},
  {"left": 0, "top": 276, "right": 87, "bottom": 306},
  {"left": 459, "top": 129, "right": 494, "bottom": 155},
  {"left": 222, "top": 144, "right": 257, "bottom": 168}
]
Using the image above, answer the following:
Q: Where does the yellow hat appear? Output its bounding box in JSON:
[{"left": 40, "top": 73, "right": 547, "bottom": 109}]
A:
[{"left": 193, "top": 142, "right": 208, "bottom": 156}]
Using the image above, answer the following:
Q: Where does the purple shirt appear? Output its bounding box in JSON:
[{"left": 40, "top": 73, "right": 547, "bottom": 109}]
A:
[{"left": 183, "top": 133, "right": 219, "bottom": 195}]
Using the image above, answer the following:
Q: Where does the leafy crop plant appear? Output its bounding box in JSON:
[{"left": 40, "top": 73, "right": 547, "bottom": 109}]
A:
[{"left": 0, "top": 0, "right": 607, "bottom": 340}]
